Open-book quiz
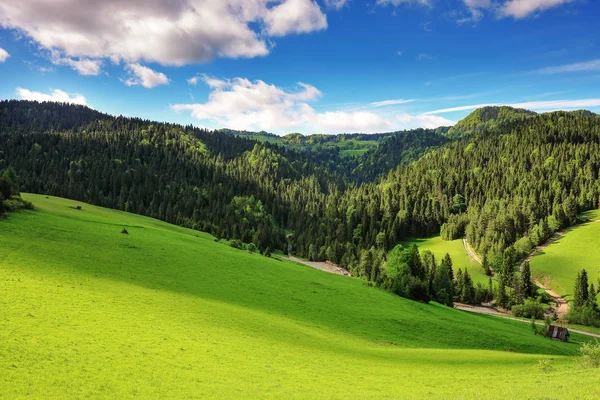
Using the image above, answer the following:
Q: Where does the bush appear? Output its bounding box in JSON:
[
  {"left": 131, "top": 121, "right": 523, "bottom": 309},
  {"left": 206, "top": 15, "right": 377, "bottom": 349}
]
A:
[
  {"left": 580, "top": 341, "right": 600, "bottom": 368},
  {"left": 247, "top": 243, "right": 258, "bottom": 253},
  {"left": 512, "top": 298, "right": 546, "bottom": 319},
  {"left": 566, "top": 306, "right": 600, "bottom": 328},
  {"left": 229, "top": 239, "right": 243, "bottom": 249}
]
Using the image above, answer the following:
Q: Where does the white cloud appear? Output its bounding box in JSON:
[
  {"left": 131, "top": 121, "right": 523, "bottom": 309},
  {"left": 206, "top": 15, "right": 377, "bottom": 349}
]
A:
[
  {"left": 16, "top": 88, "right": 88, "bottom": 106},
  {"left": 424, "top": 99, "right": 600, "bottom": 114},
  {"left": 459, "top": 0, "right": 492, "bottom": 22},
  {"left": 376, "top": 0, "right": 432, "bottom": 6},
  {"left": 0, "top": 1, "right": 328, "bottom": 74},
  {"left": 370, "top": 99, "right": 414, "bottom": 107},
  {"left": 396, "top": 113, "right": 456, "bottom": 129},
  {"left": 173, "top": 77, "right": 451, "bottom": 134},
  {"left": 264, "top": 0, "right": 327, "bottom": 36},
  {"left": 188, "top": 76, "right": 200, "bottom": 86},
  {"left": 325, "top": 0, "right": 349, "bottom": 10},
  {"left": 536, "top": 59, "right": 600, "bottom": 74},
  {"left": 124, "top": 64, "right": 170, "bottom": 88},
  {"left": 0, "top": 47, "right": 9, "bottom": 62},
  {"left": 51, "top": 55, "right": 102, "bottom": 76},
  {"left": 501, "top": 0, "right": 574, "bottom": 19}
]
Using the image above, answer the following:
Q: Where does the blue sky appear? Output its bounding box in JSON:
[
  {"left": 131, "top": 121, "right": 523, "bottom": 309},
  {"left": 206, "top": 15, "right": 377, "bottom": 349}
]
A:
[{"left": 0, "top": 0, "right": 599, "bottom": 134}]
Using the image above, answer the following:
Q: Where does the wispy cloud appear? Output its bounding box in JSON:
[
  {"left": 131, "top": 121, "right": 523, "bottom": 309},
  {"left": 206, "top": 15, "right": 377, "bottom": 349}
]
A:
[
  {"left": 416, "top": 53, "right": 435, "bottom": 61},
  {"left": 535, "top": 59, "right": 600, "bottom": 74},
  {"left": 370, "top": 99, "right": 414, "bottom": 107},
  {"left": 501, "top": 0, "right": 575, "bottom": 19},
  {"left": 424, "top": 99, "right": 600, "bottom": 114}
]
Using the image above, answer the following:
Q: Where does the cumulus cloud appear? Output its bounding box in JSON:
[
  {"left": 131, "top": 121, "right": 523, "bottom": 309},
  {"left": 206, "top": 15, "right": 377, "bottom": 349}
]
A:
[
  {"left": 16, "top": 88, "right": 88, "bottom": 106},
  {"left": 173, "top": 76, "right": 451, "bottom": 134},
  {"left": 0, "top": 47, "right": 9, "bottom": 63},
  {"left": 500, "top": 0, "right": 574, "bottom": 19},
  {"left": 535, "top": 59, "right": 600, "bottom": 74},
  {"left": 0, "top": 0, "right": 328, "bottom": 76},
  {"left": 265, "top": 0, "right": 327, "bottom": 36},
  {"left": 124, "top": 64, "right": 170, "bottom": 88},
  {"left": 423, "top": 99, "right": 600, "bottom": 114}
]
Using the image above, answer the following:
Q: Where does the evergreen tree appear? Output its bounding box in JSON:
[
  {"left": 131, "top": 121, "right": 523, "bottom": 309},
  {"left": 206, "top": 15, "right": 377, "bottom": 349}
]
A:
[
  {"left": 521, "top": 261, "right": 535, "bottom": 299},
  {"left": 574, "top": 269, "right": 589, "bottom": 308},
  {"left": 432, "top": 263, "right": 454, "bottom": 306}
]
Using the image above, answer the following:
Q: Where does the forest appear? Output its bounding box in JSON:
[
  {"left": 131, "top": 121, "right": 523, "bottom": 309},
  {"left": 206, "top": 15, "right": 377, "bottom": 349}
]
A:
[{"left": 2, "top": 100, "right": 600, "bottom": 314}]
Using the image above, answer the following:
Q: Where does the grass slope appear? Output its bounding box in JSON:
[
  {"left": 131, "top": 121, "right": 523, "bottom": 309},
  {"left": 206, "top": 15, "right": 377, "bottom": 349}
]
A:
[
  {"left": 1, "top": 194, "right": 598, "bottom": 399},
  {"left": 402, "top": 236, "right": 489, "bottom": 285},
  {"left": 530, "top": 220, "right": 600, "bottom": 298}
]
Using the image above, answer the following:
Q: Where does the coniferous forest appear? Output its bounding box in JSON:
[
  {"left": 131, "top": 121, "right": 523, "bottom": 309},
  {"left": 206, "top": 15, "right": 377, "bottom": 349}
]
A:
[{"left": 2, "top": 100, "right": 600, "bottom": 313}]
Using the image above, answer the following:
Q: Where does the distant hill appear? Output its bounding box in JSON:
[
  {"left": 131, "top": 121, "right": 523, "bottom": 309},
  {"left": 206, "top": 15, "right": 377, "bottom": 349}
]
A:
[{"left": 448, "top": 106, "right": 536, "bottom": 137}]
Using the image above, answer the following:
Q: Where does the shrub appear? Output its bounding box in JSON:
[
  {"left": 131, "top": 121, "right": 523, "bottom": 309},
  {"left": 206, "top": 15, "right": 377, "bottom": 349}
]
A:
[
  {"left": 580, "top": 341, "right": 600, "bottom": 369},
  {"left": 247, "top": 243, "right": 258, "bottom": 253},
  {"left": 512, "top": 298, "right": 546, "bottom": 319},
  {"left": 229, "top": 239, "right": 243, "bottom": 249},
  {"left": 566, "top": 306, "right": 600, "bottom": 328}
]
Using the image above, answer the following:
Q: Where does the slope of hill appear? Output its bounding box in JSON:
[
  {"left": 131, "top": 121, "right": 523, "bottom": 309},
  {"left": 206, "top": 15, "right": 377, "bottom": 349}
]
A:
[
  {"left": 1, "top": 194, "right": 597, "bottom": 398},
  {"left": 529, "top": 220, "right": 600, "bottom": 298}
]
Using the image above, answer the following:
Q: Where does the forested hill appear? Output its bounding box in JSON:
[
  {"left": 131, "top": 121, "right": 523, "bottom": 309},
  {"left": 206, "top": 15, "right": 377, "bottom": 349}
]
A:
[
  {"left": 447, "top": 106, "right": 536, "bottom": 137},
  {"left": 2, "top": 100, "right": 600, "bottom": 289}
]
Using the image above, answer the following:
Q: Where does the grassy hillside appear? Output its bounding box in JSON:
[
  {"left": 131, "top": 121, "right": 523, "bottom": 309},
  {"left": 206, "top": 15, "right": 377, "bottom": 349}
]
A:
[
  {"left": 530, "top": 221, "right": 600, "bottom": 298},
  {"left": 402, "top": 236, "right": 489, "bottom": 285},
  {"left": 1, "top": 194, "right": 598, "bottom": 398}
]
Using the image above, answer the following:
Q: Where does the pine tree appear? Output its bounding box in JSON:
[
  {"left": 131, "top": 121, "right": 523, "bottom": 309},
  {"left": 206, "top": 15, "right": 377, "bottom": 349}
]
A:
[
  {"left": 432, "top": 263, "right": 454, "bottom": 306},
  {"left": 482, "top": 253, "right": 492, "bottom": 276},
  {"left": 442, "top": 253, "right": 454, "bottom": 281},
  {"left": 574, "top": 269, "right": 589, "bottom": 308},
  {"left": 521, "top": 261, "right": 535, "bottom": 299}
]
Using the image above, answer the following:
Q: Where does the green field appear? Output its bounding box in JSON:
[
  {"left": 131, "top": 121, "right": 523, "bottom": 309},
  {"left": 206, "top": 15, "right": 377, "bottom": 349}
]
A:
[
  {"left": 529, "top": 221, "right": 600, "bottom": 298},
  {"left": 1, "top": 194, "right": 598, "bottom": 399},
  {"left": 402, "top": 236, "right": 489, "bottom": 285}
]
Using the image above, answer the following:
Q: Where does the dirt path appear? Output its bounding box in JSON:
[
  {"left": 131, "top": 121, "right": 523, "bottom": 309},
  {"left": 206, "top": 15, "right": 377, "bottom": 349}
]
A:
[
  {"left": 455, "top": 303, "right": 600, "bottom": 339},
  {"left": 462, "top": 237, "right": 482, "bottom": 264},
  {"left": 462, "top": 235, "right": 572, "bottom": 317},
  {"left": 517, "top": 220, "right": 600, "bottom": 318},
  {"left": 288, "top": 255, "right": 350, "bottom": 276}
]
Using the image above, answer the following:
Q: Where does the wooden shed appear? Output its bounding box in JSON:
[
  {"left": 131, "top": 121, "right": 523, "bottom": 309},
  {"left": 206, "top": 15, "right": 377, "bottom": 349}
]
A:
[{"left": 546, "top": 325, "right": 569, "bottom": 342}]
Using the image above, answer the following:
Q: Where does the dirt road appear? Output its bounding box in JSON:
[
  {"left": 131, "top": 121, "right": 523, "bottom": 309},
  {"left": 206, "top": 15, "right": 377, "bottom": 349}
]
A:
[
  {"left": 462, "top": 237, "right": 482, "bottom": 264},
  {"left": 455, "top": 303, "right": 600, "bottom": 339},
  {"left": 462, "top": 235, "right": 571, "bottom": 317},
  {"left": 288, "top": 255, "right": 350, "bottom": 276}
]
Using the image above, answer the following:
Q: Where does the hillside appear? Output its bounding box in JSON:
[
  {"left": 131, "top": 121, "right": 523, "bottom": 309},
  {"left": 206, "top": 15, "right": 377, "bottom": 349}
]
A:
[
  {"left": 1, "top": 194, "right": 598, "bottom": 398},
  {"left": 529, "top": 219, "right": 600, "bottom": 298},
  {"left": 3, "top": 101, "right": 600, "bottom": 316}
]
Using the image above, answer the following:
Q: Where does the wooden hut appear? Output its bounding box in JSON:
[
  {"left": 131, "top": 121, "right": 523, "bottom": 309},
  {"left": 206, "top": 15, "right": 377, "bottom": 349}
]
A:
[{"left": 546, "top": 325, "right": 569, "bottom": 342}]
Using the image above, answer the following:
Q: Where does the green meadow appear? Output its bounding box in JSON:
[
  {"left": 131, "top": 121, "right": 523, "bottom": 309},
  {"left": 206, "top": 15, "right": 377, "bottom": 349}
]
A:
[
  {"left": 1, "top": 194, "right": 598, "bottom": 399},
  {"left": 402, "top": 236, "right": 489, "bottom": 285},
  {"left": 529, "top": 220, "right": 600, "bottom": 298}
]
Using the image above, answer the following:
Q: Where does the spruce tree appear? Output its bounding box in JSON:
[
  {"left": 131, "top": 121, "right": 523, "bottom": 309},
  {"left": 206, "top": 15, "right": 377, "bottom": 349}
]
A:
[
  {"left": 574, "top": 269, "right": 589, "bottom": 308},
  {"left": 521, "top": 261, "right": 535, "bottom": 299},
  {"left": 442, "top": 253, "right": 454, "bottom": 281}
]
